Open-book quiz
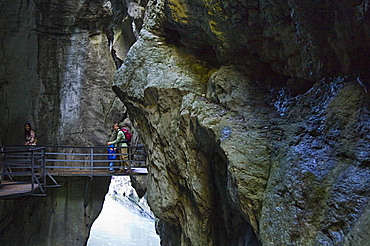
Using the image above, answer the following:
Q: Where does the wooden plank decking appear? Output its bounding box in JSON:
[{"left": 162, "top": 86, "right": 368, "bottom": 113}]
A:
[
  {"left": 47, "top": 167, "right": 148, "bottom": 176},
  {"left": 0, "top": 181, "right": 41, "bottom": 198},
  {"left": 0, "top": 168, "right": 148, "bottom": 198}
]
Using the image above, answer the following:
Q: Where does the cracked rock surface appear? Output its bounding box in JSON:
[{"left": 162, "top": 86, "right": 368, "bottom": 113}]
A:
[{"left": 1, "top": 0, "right": 370, "bottom": 245}]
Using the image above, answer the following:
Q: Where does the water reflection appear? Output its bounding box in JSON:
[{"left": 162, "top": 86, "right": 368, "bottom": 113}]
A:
[{"left": 87, "top": 195, "right": 160, "bottom": 246}]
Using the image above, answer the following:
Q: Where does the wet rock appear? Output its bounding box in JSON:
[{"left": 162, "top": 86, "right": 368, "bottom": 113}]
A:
[
  {"left": 0, "top": 0, "right": 124, "bottom": 245},
  {"left": 0, "top": 177, "right": 110, "bottom": 245},
  {"left": 261, "top": 79, "right": 370, "bottom": 245},
  {"left": 112, "top": 1, "right": 370, "bottom": 245},
  {"left": 2, "top": 0, "right": 370, "bottom": 245},
  {"left": 1, "top": 0, "right": 122, "bottom": 146}
]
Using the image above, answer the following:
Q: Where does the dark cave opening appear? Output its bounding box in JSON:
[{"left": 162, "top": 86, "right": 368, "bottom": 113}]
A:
[{"left": 162, "top": 27, "right": 220, "bottom": 67}]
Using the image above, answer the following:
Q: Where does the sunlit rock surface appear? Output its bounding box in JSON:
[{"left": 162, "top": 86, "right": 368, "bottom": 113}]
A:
[
  {"left": 1, "top": 0, "right": 370, "bottom": 245},
  {"left": 112, "top": 0, "right": 370, "bottom": 245},
  {"left": 109, "top": 176, "right": 154, "bottom": 219}
]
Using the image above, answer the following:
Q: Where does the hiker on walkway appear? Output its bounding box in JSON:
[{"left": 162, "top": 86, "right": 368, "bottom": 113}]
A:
[
  {"left": 24, "top": 123, "right": 37, "bottom": 146},
  {"left": 107, "top": 123, "right": 129, "bottom": 173}
]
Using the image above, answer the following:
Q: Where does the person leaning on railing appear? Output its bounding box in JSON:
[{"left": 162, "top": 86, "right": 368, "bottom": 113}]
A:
[
  {"left": 24, "top": 123, "right": 37, "bottom": 146},
  {"left": 107, "top": 123, "right": 129, "bottom": 173}
]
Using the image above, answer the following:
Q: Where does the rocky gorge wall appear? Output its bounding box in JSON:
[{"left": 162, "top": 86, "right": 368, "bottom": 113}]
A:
[
  {"left": 0, "top": 0, "right": 123, "bottom": 146},
  {"left": 1, "top": 0, "right": 370, "bottom": 246},
  {"left": 0, "top": 0, "right": 123, "bottom": 245},
  {"left": 0, "top": 177, "right": 110, "bottom": 245},
  {"left": 112, "top": 0, "right": 370, "bottom": 245}
]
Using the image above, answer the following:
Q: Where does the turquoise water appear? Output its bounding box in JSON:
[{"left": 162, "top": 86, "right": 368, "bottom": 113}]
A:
[{"left": 87, "top": 195, "right": 160, "bottom": 246}]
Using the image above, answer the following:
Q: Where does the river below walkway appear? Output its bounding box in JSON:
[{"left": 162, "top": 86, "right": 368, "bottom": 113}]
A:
[{"left": 87, "top": 195, "right": 160, "bottom": 246}]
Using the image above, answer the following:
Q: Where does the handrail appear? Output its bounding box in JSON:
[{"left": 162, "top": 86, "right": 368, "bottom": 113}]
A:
[
  {"left": 0, "top": 147, "right": 47, "bottom": 196},
  {"left": 0, "top": 145, "right": 147, "bottom": 197},
  {"left": 41, "top": 145, "right": 147, "bottom": 176},
  {"left": 1, "top": 146, "right": 46, "bottom": 153}
]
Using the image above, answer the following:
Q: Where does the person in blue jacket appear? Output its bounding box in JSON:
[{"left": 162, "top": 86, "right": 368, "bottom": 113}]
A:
[{"left": 108, "top": 144, "right": 116, "bottom": 172}]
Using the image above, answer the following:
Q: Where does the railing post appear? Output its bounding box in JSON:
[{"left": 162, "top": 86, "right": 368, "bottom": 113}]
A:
[
  {"left": 41, "top": 147, "right": 46, "bottom": 188},
  {"left": 31, "top": 149, "right": 35, "bottom": 194},
  {"left": 0, "top": 147, "right": 3, "bottom": 184},
  {"left": 3, "top": 150, "right": 13, "bottom": 181},
  {"left": 128, "top": 145, "right": 132, "bottom": 174},
  {"left": 90, "top": 147, "right": 93, "bottom": 178}
]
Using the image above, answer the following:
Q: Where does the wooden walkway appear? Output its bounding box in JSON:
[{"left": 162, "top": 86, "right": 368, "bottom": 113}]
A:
[
  {"left": 0, "top": 181, "right": 41, "bottom": 198},
  {"left": 0, "top": 145, "right": 148, "bottom": 198},
  {"left": 47, "top": 167, "right": 148, "bottom": 176}
]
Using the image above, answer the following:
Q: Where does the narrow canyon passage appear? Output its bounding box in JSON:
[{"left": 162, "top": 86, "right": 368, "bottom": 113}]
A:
[
  {"left": 2, "top": 0, "right": 370, "bottom": 245},
  {"left": 88, "top": 177, "right": 160, "bottom": 246}
]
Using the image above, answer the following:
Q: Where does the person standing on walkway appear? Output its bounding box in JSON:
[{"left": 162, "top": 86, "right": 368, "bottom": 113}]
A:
[
  {"left": 107, "top": 144, "right": 117, "bottom": 173},
  {"left": 24, "top": 123, "right": 37, "bottom": 146},
  {"left": 107, "top": 123, "right": 129, "bottom": 173}
]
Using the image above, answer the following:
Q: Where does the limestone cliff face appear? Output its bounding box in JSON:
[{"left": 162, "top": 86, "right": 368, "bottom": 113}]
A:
[
  {"left": 0, "top": 1, "right": 121, "bottom": 245},
  {"left": 0, "top": 177, "right": 110, "bottom": 245},
  {"left": 1, "top": 0, "right": 370, "bottom": 245},
  {"left": 112, "top": 0, "right": 370, "bottom": 245},
  {"left": 1, "top": 0, "right": 122, "bottom": 146}
]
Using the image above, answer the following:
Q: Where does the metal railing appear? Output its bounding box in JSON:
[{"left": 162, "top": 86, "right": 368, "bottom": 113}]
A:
[
  {"left": 1, "top": 144, "right": 147, "bottom": 176},
  {"left": 43, "top": 145, "right": 147, "bottom": 176},
  {"left": 0, "top": 146, "right": 47, "bottom": 196},
  {"left": 0, "top": 145, "right": 147, "bottom": 197}
]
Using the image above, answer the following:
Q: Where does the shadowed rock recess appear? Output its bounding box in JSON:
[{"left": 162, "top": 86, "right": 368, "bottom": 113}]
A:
[{"left": 1, "top": 0, "right": 370, "bottom": 245}]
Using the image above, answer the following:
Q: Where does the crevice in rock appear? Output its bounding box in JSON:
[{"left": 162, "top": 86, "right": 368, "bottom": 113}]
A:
[
  {"left": 210, "top": 149, "right": 261, "bottom": 246},
  {"left": 190, "top": 116, "right": 261, "bottom": 245},
  {"left": 111, "top": 48, "right": 124, "bottom": 69},
  {"left": 156, "top": 220, "right": 182, "bottom": 246},
  {"left": 162, "top": 26, "right": 220, "bottom": 67}
]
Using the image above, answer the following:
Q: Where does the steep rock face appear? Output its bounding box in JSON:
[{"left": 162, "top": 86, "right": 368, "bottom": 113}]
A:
[
  {"left": 261, "top": 78, "right": 370, "bottom": 245},
  {"left": 112, "top": 0, "right": 370, "bottom": 245},
  {"left": 2, "top": 0, "right": 370, "bottom": 245},
  {"left": 113, "top": 31, "right": 273, "bottom": 244},
  {"left": 0, "top": 0, "right": 39, "bottom": 144},
  {"left": 1, "top": 0, "right": 121, "bottom": 146},
  {"left": 0, "top": 177, "right": 110, "bottom": 245},
  {"left": 159, "top": 0, "right": 370, "bottom": 80},
  {"left": 0, "top": 1, "right": 122, "bottom": 245}
]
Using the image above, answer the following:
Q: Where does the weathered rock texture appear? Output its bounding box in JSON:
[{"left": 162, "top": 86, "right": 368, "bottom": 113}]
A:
[
  {"left": 0, "top": 0, "right": 124, "bottom": 245},
  {"left": 0, "top": 0, "right": 122, "bottom": 146},
  {"left": 2, "top": 0, "right": 370, "bottom": 245},
  {"left": 112, "top": 0, "right": 370, "bottom": 245},
  {"left": 0, "top": 177, "right": 110, "bottom": 245}
]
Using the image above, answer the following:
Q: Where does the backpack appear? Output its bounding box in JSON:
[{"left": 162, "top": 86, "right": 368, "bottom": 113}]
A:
[{"left": 120, "top": 127, "right": 132, "bottom": 142}]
